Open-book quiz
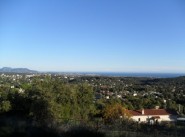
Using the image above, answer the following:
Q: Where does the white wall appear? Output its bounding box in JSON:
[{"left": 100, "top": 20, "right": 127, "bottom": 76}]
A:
[{"left": 131, "top": 115, "right": 177, "bottom": 123}]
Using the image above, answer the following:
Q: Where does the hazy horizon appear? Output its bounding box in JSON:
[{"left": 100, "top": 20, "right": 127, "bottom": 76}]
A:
[
  {"left": 1, "top": 66, "right": 185, "bottom": 76},
  {"left": 1, "top": 0, "right": 185, "bottom": 73}
]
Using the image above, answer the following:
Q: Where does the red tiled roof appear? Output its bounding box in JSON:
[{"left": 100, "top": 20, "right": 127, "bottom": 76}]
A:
[{"left": 129, "top": 109, "right": 177, "bottom": 116}]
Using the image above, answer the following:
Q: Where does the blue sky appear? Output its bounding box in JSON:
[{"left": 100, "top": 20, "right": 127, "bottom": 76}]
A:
[{"left": 0, "top": 0, "right": 185, "bottom": 72}]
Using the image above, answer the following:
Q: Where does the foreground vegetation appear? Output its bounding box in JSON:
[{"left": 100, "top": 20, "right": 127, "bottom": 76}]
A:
[{"left": 0, "top": 73, "right": 185, "bottom": 136}]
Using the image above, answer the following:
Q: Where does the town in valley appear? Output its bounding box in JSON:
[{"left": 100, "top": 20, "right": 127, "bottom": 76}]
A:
[{"left": 0, "top": 68, "right": 185, "bottom": 137}]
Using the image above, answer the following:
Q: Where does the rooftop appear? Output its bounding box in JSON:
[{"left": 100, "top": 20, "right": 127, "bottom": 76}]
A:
[{"left": 129, "top": 109, "right": 177, "bottom": 116}]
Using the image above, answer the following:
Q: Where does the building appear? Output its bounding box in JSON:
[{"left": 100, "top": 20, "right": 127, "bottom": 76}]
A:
[{"left": 129, "top": 107, "right": 177, "bottom": 124}]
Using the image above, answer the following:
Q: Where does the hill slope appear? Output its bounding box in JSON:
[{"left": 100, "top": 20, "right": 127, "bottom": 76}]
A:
[{"left": 0, "top": 67, "right": 38, "bottom": 73}]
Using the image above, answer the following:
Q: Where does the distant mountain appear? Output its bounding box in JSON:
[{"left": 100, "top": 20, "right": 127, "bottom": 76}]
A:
[{"left": 0, "top": 67, "right": 38, "bottom": 73}]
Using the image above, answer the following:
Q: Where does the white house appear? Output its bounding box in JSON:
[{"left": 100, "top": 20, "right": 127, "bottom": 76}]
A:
[
  {"left": 129, "top": 108, "right": 177, "bottom": 124},
  {"left": 11, "top": 85, "right": 15, "bottom": 89},
  {"left": 18, "top": 88, "right": 25, "bottom": 93}
]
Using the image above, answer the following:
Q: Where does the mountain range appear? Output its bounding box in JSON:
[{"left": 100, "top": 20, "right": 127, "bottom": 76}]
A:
[{"left": 0, "top": 67, "right": 38, "bottom": 73}]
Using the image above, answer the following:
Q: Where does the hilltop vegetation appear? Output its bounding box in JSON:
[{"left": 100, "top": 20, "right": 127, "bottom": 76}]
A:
[
  {"left": 0, "top": 73, "right": 185, "bottom": 136},
  {"left": 1, "top": 73, "right": 185, "bottom": 119}
]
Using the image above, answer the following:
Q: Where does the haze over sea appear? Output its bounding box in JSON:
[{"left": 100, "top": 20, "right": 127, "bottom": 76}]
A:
[
  {"left": 54, "top": 71, "right": 185, "bottom": 78},
  {"left": 94, "top": 72, "right": 185, "bottom": 78}
]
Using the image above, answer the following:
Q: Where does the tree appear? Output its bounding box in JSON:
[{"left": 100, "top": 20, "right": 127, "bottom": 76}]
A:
[
  {"left": 0, "top": 100, "right": 11, "bottom": 113},
  {"left": 75, "top": 83, "right": 96, "bottom": 120},
  {"left": 103, "top": 103, "right": 131, "bottom": 123}
]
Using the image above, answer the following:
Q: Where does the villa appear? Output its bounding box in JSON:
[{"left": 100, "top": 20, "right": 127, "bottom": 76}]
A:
[{"left": 129, "top": 107, "right": 178, "bottom": 124}]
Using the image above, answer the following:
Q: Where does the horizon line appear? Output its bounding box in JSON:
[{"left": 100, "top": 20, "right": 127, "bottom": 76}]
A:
[{"left": 1, "top": 66, "right": 185, "bottom": 74}]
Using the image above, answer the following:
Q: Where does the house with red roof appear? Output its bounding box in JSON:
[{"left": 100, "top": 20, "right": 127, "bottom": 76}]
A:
[{"left": 129, "top": 107, "right": 178, "bottom": 124}]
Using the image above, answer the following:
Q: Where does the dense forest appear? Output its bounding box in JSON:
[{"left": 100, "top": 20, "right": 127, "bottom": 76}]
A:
[{"left": 0, "top": 73, "right": 185, "bottom": 137}]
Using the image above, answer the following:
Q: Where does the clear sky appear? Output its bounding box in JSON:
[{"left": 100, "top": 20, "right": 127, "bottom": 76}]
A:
[{"left": 0, "top": 0, "right": 185, "bottom": 73}]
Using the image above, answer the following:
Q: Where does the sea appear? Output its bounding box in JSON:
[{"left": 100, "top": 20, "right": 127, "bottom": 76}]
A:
[{"left": 79, "top": 72, "right": 185, "bottom": 78}]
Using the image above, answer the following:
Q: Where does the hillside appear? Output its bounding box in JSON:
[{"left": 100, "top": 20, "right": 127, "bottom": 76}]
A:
[{"left": 0, "top": 67, "right": 38, "bottom": 73}]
